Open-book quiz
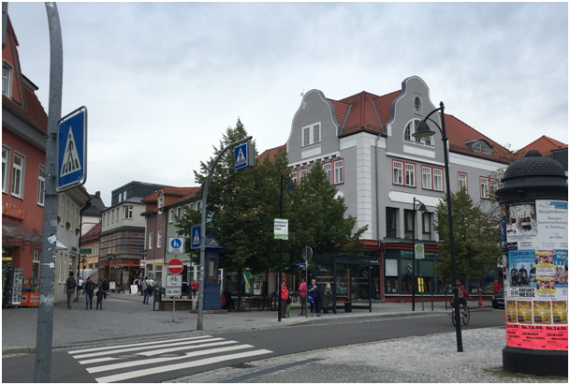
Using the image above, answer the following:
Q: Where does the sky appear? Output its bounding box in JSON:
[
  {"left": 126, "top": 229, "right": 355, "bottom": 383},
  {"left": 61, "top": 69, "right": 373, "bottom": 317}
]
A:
[{"left": 6, "top": 2, "right": 568, "bottom": 207}]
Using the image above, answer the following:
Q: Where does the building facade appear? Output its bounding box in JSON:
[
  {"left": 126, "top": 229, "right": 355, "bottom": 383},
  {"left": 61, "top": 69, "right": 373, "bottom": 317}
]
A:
[{"left": 286, "top": 76, "right": 511, "bottom": 299}]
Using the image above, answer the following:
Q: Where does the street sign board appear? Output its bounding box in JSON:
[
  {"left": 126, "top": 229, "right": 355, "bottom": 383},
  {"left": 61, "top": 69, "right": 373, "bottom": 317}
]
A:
[
  {"left": 167, "top": 258, "right": 184, "bottom": 275},
  {"left": 302, "top": 245, "right": 313, "bottom": 261},
  {"left": 296, "top": 262, "right": 306, "bottom": 269},
  {"left": 191, "top": 225, "right": 201, "bottom": 249},
  {"left": 234, "top": 142, "right": 256, "bottom": 171},
  {"left": 166, "top": 274, "right": 182, "bottom": 287},
  {"left": 274, "top": 218, "right": 288, "bottom": 240},
  {"left": 57, "top": 106, "right": 87, "bottom": 192},
  {"left": 79, "top": 248, "right": 92, "bottom": 254},
  {"left": 166, "top": 287, "right": 182, "bottom": 297},
  {"left": 168, "top": 236, "right": 185, "bottom": 253},
  {"left": 414, "top": 243, "right": 425, "bottom": 260},
  {"left": 139, "top": 260, "right": 146, "bottom": 268}
]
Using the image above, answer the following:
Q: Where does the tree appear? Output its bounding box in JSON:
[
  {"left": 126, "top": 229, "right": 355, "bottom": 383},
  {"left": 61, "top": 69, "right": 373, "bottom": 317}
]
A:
[{"left": 434, "top": 188, "right": 501, "bottom": 283}]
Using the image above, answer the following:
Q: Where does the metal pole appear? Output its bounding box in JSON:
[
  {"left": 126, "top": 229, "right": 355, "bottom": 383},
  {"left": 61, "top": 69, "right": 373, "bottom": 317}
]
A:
[
  {"left": 440, "top": 102, "right": 463, "bottom": 352},
  {"left": 34, "top": 3, "right": 62, "bottom": 382},
  {"left": 278, "top": 176, "right": 283, "bottom": 322},
  {"left": 197, "top": 136, "right": 251, "bottom": 330},
  {"left": 412, "top": 198, "right": 416, "bottom": 311}
]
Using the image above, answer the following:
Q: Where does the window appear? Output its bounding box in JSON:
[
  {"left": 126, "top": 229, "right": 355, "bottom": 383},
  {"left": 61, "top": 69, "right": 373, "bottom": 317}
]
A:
[
  {"left": 393, "top": 161, "right": 403, "bottom": 185},
  {"left": 490, "top": 179, "right": 499, "bottom": 196},
  {"left": 111, "top": 210, "right": 115, "bottom": 223},
  {"left": 169, "top": 209, "right": 174, "bottom": 223},
  {"left": 480, "top": 177, "right": 499, "bottom": 199},
  {"left": 468, "top": 140, "right": 493, "bottom": 155},
  {"left": 433, "top": 169, "right": 443, "bottom": 191},
  {"left": 414, "top": 96, "right": 421, "bottom": 113},
  {"left": 118, "top": 194, "right": 122, "bottom": 203},
  {"left": 65, "top": 199, "right": 70, "bottom": 224},
  {"left": 386, "top": 207, "right": 398, "bottom": 238},
  {"left": 422, "top": 167, "right": 432, "bottom": 190},
  {"left": 291, "top": 171, "right": 297, "bottom": 184},
  {"left": 176, "top": 207, "right": 182, "bottom": 219},
  {"left": 149, "top": 233, "right": 153, "bottom": 249},
  {"left": 302, "top": 123, "right": 321, "bottom": 147},
  {"left": 458, "top": 173, "right": 468, "bottom": 192},
  {"left": 404, "top": 119, "right": 433, "bottom": 146},
  {"left": 59, "top": 196, "right": 65, "bottom": 224},
  {"left": 323, "top": 163, "right": 331, "bottom": 184},
  {"left": 11, "top": 152, "right": 24, "bottom": 198},
  {"left": 158, "top": 196, "right": 164, "bottom": 209},
  {"left": 3, "top": 62, "right": 13, "bottom": 97},
  {"left": 404, "top": 210, "right": 414, "bottom": 239},
  {"left": 2, "top": 146, "right": 9, "bottom": 193},
  {"left": 76, "top": 207, "right": 79, "bottom": 229},
  {"left": 71, "top": 204, "right": 75, "bottom": 229},
  {"left": 36, "top": 165, "right": 46, "bottom": 206},
  {"left": 157, "top": 231, "right": 162, "bottom": 248},
  {"left": 405, "top": 164, "right": 415, "bottom": 187},
  {"left": 189, "top": 202, "right": 194, "bottom": 210},
  {"left": 422, "top": 213, "right": 431, "bottom": 241},
  {"left": 123, "top": 191, "right": 127, "bottom": 201},
  {"left": 334, "top": 160, "right": 343, "bottom": 184},
  {"left": 299, "top": 169, "right": 308, "bottom": 179},
  {"left": 123, "top": 205, "right": 133, "bottom": 219},
  {"left": 106, "top": 211, "right": 110, "bottom": 225},
  {"left": 196, "top": 201, "right": 202, "bottom": 211}
]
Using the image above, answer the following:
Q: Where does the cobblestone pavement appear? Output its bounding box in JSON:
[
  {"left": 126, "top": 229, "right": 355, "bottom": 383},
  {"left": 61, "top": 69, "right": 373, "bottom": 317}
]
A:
[{"left": 168, "top": 328, "right": 567, "bottom": 383}]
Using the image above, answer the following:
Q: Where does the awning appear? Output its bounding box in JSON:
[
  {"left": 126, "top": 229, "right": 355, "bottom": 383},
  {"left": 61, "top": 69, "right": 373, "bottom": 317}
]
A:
[{"left": 2, "top": 222, "right": 42, "bottom": 244}]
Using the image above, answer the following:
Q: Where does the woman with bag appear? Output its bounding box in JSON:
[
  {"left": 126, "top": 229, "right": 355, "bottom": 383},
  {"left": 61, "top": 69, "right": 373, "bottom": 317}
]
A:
[
  {"left": 280, "top": 281, "right": 289, "bottom": 319},
  {"left": 307, "top": 279, "right": 322, "bottom": 317}
]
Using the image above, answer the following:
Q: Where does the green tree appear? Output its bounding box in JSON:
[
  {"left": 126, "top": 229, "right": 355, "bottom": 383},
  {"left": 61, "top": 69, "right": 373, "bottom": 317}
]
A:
[{"left": 434, "top": 188, "right": 501, "bottom": 283}]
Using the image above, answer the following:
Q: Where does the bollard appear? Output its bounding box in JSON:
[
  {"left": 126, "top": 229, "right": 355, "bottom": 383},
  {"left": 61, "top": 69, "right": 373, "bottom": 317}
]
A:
[{"left": 478, "top": 286, "right": 483, "bottom": 309}]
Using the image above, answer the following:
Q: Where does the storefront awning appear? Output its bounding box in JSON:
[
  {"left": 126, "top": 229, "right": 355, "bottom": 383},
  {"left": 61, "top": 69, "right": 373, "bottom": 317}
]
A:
[{"left": 2, "top": 222, "right": 42, "bottom": 244}]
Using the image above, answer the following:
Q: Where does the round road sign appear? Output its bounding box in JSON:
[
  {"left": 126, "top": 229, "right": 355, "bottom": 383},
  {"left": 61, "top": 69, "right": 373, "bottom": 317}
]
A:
[{"left": 167, "top": 258, "right": 184, "bottom": 275}]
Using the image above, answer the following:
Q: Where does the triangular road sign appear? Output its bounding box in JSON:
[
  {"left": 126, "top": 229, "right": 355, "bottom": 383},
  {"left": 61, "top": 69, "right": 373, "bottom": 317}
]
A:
[
  {"left": 192, "top": 231, "right": 200, "bottom": 246},
  {"left": 235, "top": 148, "right": 246, "bottom": 167},
  {"left": 60, "top": 126, "right": 82, "bottom": 177}
]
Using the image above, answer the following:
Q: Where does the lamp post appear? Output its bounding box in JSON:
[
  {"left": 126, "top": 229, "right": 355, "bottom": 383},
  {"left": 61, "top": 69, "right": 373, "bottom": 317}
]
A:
[
  {"left": 106, "top": 253, "right": 115, "bottom": 283},
  {"left": 414, "top": 101, "right": 463, "bottom": 352},
  {"left": 411, "top": 198, "right": 427, "bottom": 312},
  {"left": 278, "top": 174, "right": 296, "bottom": 322}
]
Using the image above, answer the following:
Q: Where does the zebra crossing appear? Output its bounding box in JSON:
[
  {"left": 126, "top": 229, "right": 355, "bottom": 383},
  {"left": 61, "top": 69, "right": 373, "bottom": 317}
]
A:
[{"left": 68, "top": 335, "right": 272, "bottom": 383}]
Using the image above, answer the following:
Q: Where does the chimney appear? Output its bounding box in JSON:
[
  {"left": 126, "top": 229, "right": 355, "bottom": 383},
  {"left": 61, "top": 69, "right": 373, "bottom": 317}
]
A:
[{"left": 95, "top": 191, "right": 100, "bottom": 197}]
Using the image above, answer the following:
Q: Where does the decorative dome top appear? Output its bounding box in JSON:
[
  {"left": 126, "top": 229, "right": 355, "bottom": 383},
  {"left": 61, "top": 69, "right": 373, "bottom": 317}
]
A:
[{"left": 502, "top": 149, "right": 566, "bottom": 181}]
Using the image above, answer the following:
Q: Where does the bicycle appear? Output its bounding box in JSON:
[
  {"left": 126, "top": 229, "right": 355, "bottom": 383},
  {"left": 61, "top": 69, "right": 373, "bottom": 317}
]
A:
[
  {"left": 256, "top": 291, "right": 278, "bottom": 311},
  {"left": 450, "top": 299, "right": 470, "bottom": 326}
]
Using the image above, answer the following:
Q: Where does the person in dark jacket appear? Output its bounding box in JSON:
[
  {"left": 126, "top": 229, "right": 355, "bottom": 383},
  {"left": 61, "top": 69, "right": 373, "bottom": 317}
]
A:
[
  {"left": 307, "top": 279, "right": 322, "bottom": 317},
  {"left": 82, "top": 276, "right": 96, "bottom": 310},
  {"left": 65, "top": 272, "right": 77, "bottom": 310},
  {"left": 95, "top": 284, "right": 104, "bottom": 310},
  {"left": 102, "top": 280, "right": 110, "bottom": 299}
]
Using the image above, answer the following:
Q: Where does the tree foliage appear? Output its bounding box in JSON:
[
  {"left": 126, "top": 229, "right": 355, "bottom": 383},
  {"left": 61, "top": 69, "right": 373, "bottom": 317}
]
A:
[{"left": 434, "top": 188, "right": 501, "bottom": 282}]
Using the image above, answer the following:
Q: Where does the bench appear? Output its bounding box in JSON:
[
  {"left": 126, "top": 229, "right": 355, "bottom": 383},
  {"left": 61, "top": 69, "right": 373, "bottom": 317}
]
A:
[{"left": 322, "top": 297, "right": 352, "bottom": 313}]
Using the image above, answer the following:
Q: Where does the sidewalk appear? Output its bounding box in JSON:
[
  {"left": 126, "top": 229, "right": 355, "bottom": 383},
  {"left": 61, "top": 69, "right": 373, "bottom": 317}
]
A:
[{"left": 2, "top": 292, "right": 490, "bottom": 355}]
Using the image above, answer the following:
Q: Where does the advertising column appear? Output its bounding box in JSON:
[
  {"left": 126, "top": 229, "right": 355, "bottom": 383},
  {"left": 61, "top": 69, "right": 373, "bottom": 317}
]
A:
[{"left": 497, "top": 150, "right": 568, "bottom": 377}]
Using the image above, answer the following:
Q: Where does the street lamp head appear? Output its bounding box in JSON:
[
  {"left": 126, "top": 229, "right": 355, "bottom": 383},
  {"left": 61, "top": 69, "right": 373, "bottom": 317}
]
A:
[
  {"left": 285, "top": 180, "right": 297, "bottom": 192},
  {"left": 413, "top": 120, "right": 436, "bottom": 140},
  {"left": 418, "top": 202, "right": 428, "bottom": 214}
]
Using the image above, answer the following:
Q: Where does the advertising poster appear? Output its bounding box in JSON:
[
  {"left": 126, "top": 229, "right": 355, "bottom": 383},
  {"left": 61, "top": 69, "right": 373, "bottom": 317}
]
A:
[
  {"left": 502, "top": 198, "right": 568, "bottom": 351},
  {"left": 505, "top": 202, "right": 538, "bottom": 249}
]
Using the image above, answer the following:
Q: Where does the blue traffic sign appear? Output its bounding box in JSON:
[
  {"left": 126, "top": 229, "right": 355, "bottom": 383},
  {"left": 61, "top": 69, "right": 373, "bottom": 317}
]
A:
[
  {"left": 191, "top": 225, "right": 201, "bottom": 249},
  {"left": 171, "top": 238, "right": 181, "bottom": 249},
  {"left": 234, "top": 142, "right": 248, "bottom": 170},
  {"left": 57, "top": 106, "right": 87, "bottom": 192},
  {"left": 296, "top": 262, "right": 307, "bottom": 269}
]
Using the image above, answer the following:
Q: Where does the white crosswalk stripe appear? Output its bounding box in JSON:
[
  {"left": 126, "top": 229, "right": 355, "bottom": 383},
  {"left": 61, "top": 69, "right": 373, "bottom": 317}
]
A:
[{"left": 68, "top": 335, "right": 273, "bottom": 383}]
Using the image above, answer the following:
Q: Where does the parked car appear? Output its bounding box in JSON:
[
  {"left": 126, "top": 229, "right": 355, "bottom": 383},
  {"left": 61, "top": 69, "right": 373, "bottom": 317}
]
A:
[{"left": 492, "top": 288, "right": 504, "bottom": 309}]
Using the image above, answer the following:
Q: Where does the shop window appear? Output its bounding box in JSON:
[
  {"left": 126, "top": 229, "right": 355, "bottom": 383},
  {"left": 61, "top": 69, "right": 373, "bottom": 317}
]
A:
[
  {"left": 422, "top": 213, "right": 431, "bottom": 241},
  {"left": 404, "top": 210, "right": 414, "bottom": 239},
  {"left": 11, "top": 152, "right": 24, "bottom": 198},
  {"left": 386, "top": 207, "right": 398, "bottom": 238},
  {"left": 37, "top": 165, "right": 46, "bottom": 206},
  {"left": 2, "top": 146, "right": 10, "bottom": 193}
]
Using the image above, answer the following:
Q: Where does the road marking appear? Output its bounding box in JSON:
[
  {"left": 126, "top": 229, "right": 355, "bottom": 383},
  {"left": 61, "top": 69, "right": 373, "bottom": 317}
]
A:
[
  {"left": 87, "top": 344, "right": 254, "bottom": 374},
  {"left": 139, "top": 340, "right": 238, "bottom": 356},
  {"left": 95, "top": 349, "right": 273, "bottom": 383},
  {"left": 68, "top": 335, "right": 212, "bottom": 354},
  {"left": 71, "top": 337, "right": 224, "bottom": 359}
]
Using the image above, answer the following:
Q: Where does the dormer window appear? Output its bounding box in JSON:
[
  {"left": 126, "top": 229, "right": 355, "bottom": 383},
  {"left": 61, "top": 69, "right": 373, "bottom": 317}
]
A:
[
  {"left": 2, "top": 62, "right": 13, "bottom": 97},
  {"left": 404, "top": 119, "right": 433, "bottom": 146},
  {"left": 414, "top": 96, "right": 421, "bottom": 113},
  {"left": 302, "top": 123, "right": 321, "bottom": 147},
  {"left": 466, "top": 140, "right": 493, "bottom": 155}
]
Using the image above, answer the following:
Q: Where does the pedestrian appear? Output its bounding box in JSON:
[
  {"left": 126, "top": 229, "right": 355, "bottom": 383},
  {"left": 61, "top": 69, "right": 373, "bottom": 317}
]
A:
[
  {"left": 102, "top": 279, "right": 110, "bottom": 299},
  {"left": 223, "top": 275, "right": 234, "bottom": 310},
  {"left": 65, "top": 272, "right": 77, "bottom": 310},
  {"left": 78, "top": 276, "right": 84, "bottom": 291},
  {"left": 191, "top": 280, "right": 198, "bottom": 298},
  {"left": 142, "top": 276, "right": 156, "bottom": 305},
  {"left": 82, "top": 276, "right": 95, "bottom": 310},
  {"left": 95, "top": 284, "right": 104, "bottom": 310},
  {"left": 307, "top": 279, "right": 322, "bottom": 317},
  {"left": 493, "top": 280, "right": 501, "bottom": 294},
  {"left": 298, "top": 278, "right": 307, "bottom": 316},
  {"left": 456, "top": 281, "right": 471, "bottom": 313},
  {"left": 280, "top": 280, "right": 289, "bottom": 319}
]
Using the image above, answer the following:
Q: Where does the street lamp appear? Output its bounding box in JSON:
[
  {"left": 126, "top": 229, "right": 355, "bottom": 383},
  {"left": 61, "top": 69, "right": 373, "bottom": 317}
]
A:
[
  {"left": 414, "top": 101, "right": 463, "bottom": 352},
  {"left": 106, "top": 253, "right": 115, "bottom": 282},
  {"left": 278, "top": 174, "right": 296, "bottom": 322},
  {"left": 411, "top": 198, "right": 427, "bottom": 312}
]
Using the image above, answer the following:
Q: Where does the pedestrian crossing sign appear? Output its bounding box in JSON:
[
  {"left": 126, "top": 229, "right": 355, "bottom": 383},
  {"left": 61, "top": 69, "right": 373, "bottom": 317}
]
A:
[
  {"left": 191, "top": 225, "right": 201, "bottom": 249},
  {"left": 234, "top": 142, "right": 255, "bottom": 171},
  {"left": 57, "top": 106, "right": 87, "bottom": 192}
]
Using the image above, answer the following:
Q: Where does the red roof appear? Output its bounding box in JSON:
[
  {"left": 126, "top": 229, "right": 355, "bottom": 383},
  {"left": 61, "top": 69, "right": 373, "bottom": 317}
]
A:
[
  {"left": 257, "top": 144, "right": 286, "bottom": 162},
  {"left": 81, "top": 222, "right": 101, "bottom": 243},
  {"left": 141, "top": 187, "right": 198, "bottom": 203},
  {"left": 517, "top": 135, "right": 568, "bottom": 157}
]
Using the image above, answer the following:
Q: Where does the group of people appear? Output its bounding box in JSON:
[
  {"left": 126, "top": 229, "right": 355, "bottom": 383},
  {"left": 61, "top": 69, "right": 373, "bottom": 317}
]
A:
[
  {"left": 65, "top": 272, "right": 109, "bottom": 310},
  {"left": 510, "top": 263, "right": 536, "bottom": 286},
  {"left": 280, "top": 278, "right": 330, "bottom": 318},
  {"left": 135, "top": 276, "right": 157, "bottom": 305}
]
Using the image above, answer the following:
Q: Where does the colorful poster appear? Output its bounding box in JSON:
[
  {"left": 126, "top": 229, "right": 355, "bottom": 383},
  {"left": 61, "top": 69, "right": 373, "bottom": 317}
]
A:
[
  {"left": 533, "top": 300, "right": 552, "bottom": 324},
  {"left": 505, "top": 202, "right": 538, "bottom": 249},
  {"left": 536, "top": 200, "right": 568, "bottom": 249}
]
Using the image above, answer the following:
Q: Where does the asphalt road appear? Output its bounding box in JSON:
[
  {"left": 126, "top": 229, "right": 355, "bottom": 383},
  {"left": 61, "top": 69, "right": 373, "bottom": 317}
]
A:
[{"left": 2, "top": 310, "right": 504, "bottom": 383}]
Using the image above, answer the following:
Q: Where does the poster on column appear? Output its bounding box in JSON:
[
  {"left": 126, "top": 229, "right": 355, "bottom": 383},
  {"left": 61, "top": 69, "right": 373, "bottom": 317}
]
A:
[{"left": 502, "top": 200, "right": 568, "bottom": 352}]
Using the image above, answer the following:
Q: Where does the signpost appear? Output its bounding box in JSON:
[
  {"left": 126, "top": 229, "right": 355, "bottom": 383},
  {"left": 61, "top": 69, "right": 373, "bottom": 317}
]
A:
[
  {"left": 166, "top": 258, "right": 183, "bottom": 322},
  {"left": 56, "top": 106, "right": 87, "bottom": 192},
  {"left": 274, "top": 219, "right": 289, "bottom": 240},
  {"left": 234, "top": 142, "right": 256, "bottom": 171},
  {"left": 415, "top": 242, "right": 425, "bottom": 311},
  {"left": 168, "top": 237, "right": 185, "bottom": 253}
]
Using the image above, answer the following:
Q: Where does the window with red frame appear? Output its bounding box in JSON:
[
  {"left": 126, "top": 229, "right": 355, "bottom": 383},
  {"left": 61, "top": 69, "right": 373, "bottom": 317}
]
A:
[
  {"left": 291, "top": 171, "right": 298, "bottom": 184},
  {"left": 458, "top": 173, "right": 468, "bottom": 193},
  {"left": 480, "top": 177, "right": 499, "bottom": 199},
  {"left": 322, "top": 163, "right": 332, "bottom": 184}
]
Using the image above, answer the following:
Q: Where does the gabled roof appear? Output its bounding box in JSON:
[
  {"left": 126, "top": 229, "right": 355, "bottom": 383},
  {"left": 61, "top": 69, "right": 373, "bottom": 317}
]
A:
[
  {"left": 517, "top": 135, "right": 568, "bottom": 157},
  {"left": 257, "top": 144, "right": 286, "bottom": 162},
  {"left": 141, "top": 187, "right": 198, "bottom": 203},
  {"left": 81, "top": 222, "right": 101, "bottom": 243},
  {"left": 328, "top": 90, "right": 400, "bottom": 137}
]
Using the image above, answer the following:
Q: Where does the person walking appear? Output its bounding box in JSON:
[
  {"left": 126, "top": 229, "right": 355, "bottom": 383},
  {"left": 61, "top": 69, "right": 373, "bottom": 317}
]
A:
[
  {"left": 298, "top": 278, "right": 307, "bottom": 316},
  {"left": 307, "top": 279, "right": 322, "bottom": 317},
  {"left": 78, "top": 276, "right": 84, "bottom": 291},
  {"left": 82, "top": 276, "right": 95, "bottom": 310},
  {"left": 65, "top": 272, "right": 77, "bottom": 310},
  {"left": 95, "top": 284, "right": 105, "bottom": 310},
  {"left": 102, "top": 279, "right": 110, "bottom": 299},
  {"left": 280, "top": 280, "right": 289, "bottom": 319},
  {"left": 142, "top": 277, "right": 149, "bottom": 304},
  {"left": 191, "top": 280, "right": 198, "bottom": 298}
]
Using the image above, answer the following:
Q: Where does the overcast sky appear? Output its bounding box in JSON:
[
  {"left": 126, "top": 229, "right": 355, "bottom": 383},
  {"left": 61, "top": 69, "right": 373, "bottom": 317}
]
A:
[{"left": 7, "top": 2, "right": 568, "bottom": 207}]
